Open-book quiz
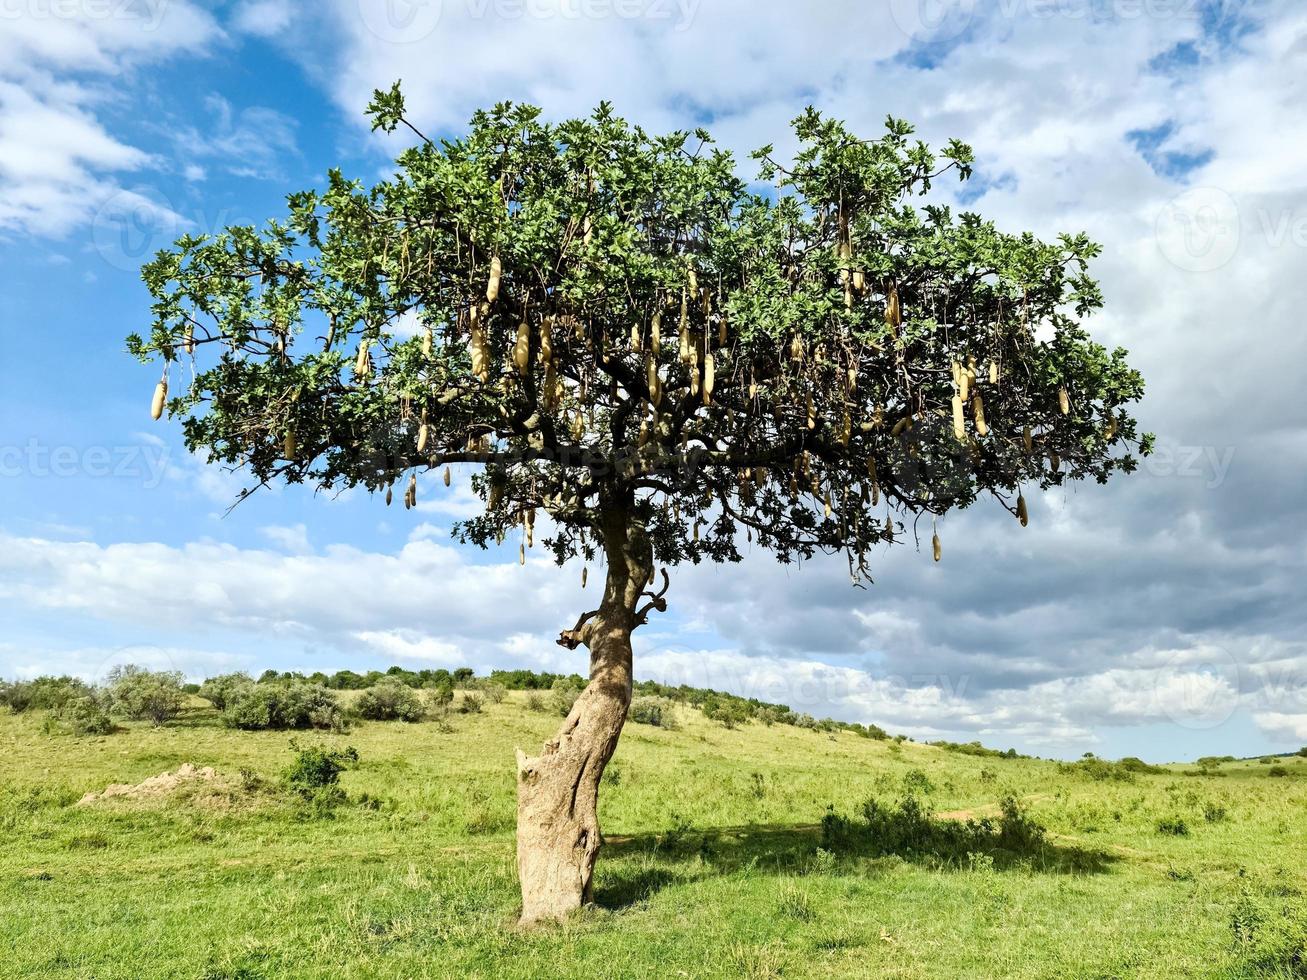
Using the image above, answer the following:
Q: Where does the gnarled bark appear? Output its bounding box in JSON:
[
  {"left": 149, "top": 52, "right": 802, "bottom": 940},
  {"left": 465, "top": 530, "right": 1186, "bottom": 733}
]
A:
[{"left": 515, "top": 505, "right": 654, "bottom": 925}]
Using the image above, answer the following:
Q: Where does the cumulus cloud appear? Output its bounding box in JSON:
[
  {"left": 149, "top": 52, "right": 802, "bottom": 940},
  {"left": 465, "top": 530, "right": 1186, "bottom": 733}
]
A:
[
  {"left": 0, "top": 2, "right": 220, "bottom": 236},
  {"left": 4, "top": 0, "right": 1306, "bottom": 757}
]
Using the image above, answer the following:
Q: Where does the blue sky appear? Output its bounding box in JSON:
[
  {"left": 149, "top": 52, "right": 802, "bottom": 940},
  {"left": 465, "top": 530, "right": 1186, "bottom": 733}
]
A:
[{"left": 2, "top": 0, "right": 1306, "bottom": 762}]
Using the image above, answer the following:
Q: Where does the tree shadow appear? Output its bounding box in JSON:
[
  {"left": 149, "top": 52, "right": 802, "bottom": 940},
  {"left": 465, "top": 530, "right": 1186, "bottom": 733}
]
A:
[{"left": 598, "top": 796, "right": 1116, "bottom": 911}]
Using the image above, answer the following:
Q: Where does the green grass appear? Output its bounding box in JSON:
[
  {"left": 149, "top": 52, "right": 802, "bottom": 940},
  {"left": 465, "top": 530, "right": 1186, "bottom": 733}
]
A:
[{"left": 1, "top": 695, "right": 1305, "bottom": 979}]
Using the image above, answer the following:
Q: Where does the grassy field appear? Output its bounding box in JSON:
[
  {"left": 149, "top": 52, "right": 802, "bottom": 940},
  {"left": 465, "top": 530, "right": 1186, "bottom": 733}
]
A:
[{"left": 1, "top": 692, "right": 1304, "bottom": 979}]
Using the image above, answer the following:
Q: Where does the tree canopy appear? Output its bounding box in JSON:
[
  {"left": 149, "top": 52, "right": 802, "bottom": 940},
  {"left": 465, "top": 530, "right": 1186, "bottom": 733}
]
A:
[{"left": 131, "top": 83, "right": 1149, "bottom": 581}]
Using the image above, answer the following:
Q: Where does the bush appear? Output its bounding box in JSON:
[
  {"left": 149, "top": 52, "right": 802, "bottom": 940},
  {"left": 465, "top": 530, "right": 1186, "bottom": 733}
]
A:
[
  {"left": 479, "top": 682, "right": 507, "bottom": 704},
  {"left": 1156, "top": 817, "right": 1189, "bottom": 836},
  {"left": 284, "top": 743, "right": 358, "bottom": 814},
  {"left": 198, "top": 672, "right": 254, "bottom": 711},
  {"left": 356, "top": 679, "right": 425, "bottom": 722},
  {"left": 57, "top": 696, "right": 114, "bottom": 736},
  {"left": 425, "top": 681, "right": 454, "bottom": 708},
  {"left": 1057, "top": 755, "right": 1153, "bottom": 782},
  {"left": 224, "top": 683, "right": 343, "bottom": 731},
  {"left": 1267, "top": 766, "right": 1289, "bottom": 778},
  {"left": 822, "top": 793, "right": 1049, "bottom": 866},
  {"left": 1, "top": 676, "right": 93, "bottom": 714},
  {"left": 902, "top": 769, "right": 935, "bottom": 795},
  {"left": 549, "top": 678, "right": 582, "bottom": 717},
  {"left": 284, "top": 743, "right": 358, "bottom": 793},
  {"left": 106, "top": 666, "right": 185, "bottom": 725},
  {"left": 704, "top": 699, "right": 749, "bottom": 729},
  {"left": 458, "top": 693, "right": 484, "bottom": 715},
  {"left": 630, "top": 696, "right": 677, "bottom": 728},
  {"left": 524, "top": 692, "right": 546, "bottom": 712}
]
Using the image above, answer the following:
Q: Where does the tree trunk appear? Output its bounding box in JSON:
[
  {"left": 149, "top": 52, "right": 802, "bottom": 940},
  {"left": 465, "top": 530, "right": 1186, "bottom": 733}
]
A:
[{"left": 514, "top": 505, "right": 651, "bottom": 925}]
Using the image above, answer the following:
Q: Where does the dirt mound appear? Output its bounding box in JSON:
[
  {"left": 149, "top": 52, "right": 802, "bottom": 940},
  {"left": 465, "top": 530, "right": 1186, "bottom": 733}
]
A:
[{"left": 77, "top": 764, "right": 221, "bottom": 805}]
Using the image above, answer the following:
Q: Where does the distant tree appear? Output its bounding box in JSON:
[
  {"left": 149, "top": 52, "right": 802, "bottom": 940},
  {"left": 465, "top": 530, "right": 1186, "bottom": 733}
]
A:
[
  {"left": 130, "top": 87, "right": 1148, "bottom": 921},
  {"left": 356, "top": 678, "right": 426, "bottom": 722},
  {"left": 198, "top": 672, "right": 255, "bottom": 711},
  {"left": 106, "top": 666, "right": 186, "bottom": 726}
]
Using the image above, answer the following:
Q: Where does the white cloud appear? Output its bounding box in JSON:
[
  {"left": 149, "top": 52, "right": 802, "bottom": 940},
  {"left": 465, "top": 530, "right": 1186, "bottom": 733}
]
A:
[
  {"left": 171, "top": 94, "right": 299, "bottom": 180},
  {"left": 2, "top": 526, "right": 1301, "bottom": 754},
  {"left": 0, "top": 2, "right": 221, "bottom": 236},
  {"left": 7, "top": 0, "right": 1307, "bottom": 759},
  {"left": 1252, "top": 712, "right": 1307, "bottom": 743},
  {"left": 232, "top": 0, "right": 295, "bottom": 38},
  {"left": 260, "top": 523, "right": 312, "bottom": 554}
]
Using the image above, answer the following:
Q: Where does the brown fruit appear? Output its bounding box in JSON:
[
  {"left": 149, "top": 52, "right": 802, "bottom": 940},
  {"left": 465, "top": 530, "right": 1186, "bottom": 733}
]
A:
[
  {"left": 702, "top": 352, "right": 715, "bottom": 405},
  {"left": 486, "top": 255, "right": 502, "bottom": 303},
  {"left": 1023, "top": 424, "right": 1034, "bottom": 454},
  {"left": 581, "top": 566, "right": 588, "bottom": 588},
  {"left": 385, "top": 484, "right": 393, "bottom": 506},
  {"left": 951, "top": 395, "right": 966, "bottom": 442},
  {"left": 1016, "top": 492, "right": 1029, "bottom": 527},
  {"left": 183, "top": 325, "right": 195, "bottom": 356},
  {"left": 807, "top": 394, "right": 816, "bottom": 430},
  {"left": 678, "top": 292, "right": 691, "bottom": 363},
  {"left": 651, "top": 309, "right": 662, "bottom": 355},
  {"left": 630, "top": 322, "right": 642, "bottom": 352},
  {"left": 150, "top": 378, "right": 167, "bottom": 421},
  {"left": 1059, "top": 387, "right": 1070, "bottom": 415},
  {"left": 514, "top": 321, "right": 530, "bottom": 375},
  {"left": 443, "top": 466, "right": 451, "bottom": 487},
  {"left": 354, "top": 340, "right": 371, "bottom": 378},
  {"left": 283, "top": 430, "right": 297, "bottom": 459},
  {"left": 544, "top": 362, "right": 559, "bottom": 410},
  {"left": 687, "top": 264, "right": 699, "bottom": 295},
  {"left": 885, "top": 284, "right": 902, "bottom": 327},
  {"left": 989, "top": 360, "right": 999, "bottom": 385},
  {"left": 539, "top": 316, "right": 554, "bottom": 364},
  {"left": 422, "top": 325, "right": 433, "bottom": 358},
  {"left": 972, "top": 395, "right": 988, "bottom": 437},
  {"left": 932, "top": 531, "right": 942, "bottom": 562},
  {"left": 647, "top": 354, "right": 661, "bottom": 406},
  {"left": 417, "top": 421, "right": 429, "bottom": 453}
]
